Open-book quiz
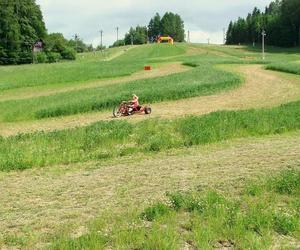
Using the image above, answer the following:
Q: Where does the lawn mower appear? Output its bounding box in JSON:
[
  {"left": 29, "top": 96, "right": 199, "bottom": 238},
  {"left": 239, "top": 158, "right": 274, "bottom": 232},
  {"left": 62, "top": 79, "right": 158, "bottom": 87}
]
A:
[{"left": 113, "top": 101, "right": 152, "bottom": 118}]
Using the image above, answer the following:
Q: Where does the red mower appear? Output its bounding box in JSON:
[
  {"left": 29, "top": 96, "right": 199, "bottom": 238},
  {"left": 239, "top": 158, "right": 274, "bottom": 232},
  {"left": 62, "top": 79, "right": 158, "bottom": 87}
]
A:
[{"left": 113, "top": 101, "right": 152, "bottom": 118}]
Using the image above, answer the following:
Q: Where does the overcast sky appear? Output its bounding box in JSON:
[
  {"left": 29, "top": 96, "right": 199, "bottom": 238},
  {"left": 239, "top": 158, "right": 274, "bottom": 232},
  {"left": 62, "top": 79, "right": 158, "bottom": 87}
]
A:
[{"left": 36, "top": 0, "right": 271, "bottom": 46}]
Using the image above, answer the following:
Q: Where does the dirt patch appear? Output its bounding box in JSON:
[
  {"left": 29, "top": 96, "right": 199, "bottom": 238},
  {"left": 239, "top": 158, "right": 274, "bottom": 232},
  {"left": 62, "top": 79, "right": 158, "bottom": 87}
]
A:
[
  {"left": 104, "top": 46, "right": 135, "bottom": 61},
  {"left": 1, "top": 65, "right": 300, "bottom": 137},
  {"left": 186, "top": 45, "right": 233, "bottom": 57},
  {"left": 0, "top": 62, "right": 190, "bottom": 102},
  {"left": 0, "top": 132, "right": 299, "bottom": 248}
]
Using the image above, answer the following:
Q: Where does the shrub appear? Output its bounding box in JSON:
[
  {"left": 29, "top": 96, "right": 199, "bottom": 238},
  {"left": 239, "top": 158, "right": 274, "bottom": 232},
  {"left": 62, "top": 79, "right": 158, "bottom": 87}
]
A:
[
  {"left": 245, "top": 183, "right": 263, "bottom": 196},
  {"left": 47, "top": 52, "right": 61, "bottom": 63},
  {"left": 273, "top": 212, "right": 298, "bottom": 235},
  {"left": 61, "top": 47, "right": 76, "bottom": 60},
  {"left": 268, "top": 169, "right": 300, "bottom": 195},
  {"left": 167, "top": 192, "right": 187, "bottom": 211},
  {"left": 18, "top": 51, "right": 33, "bottom": 64},
  {"left": 35, "top": 52, "right": 47, "bottom": 63},
  {"left": 141, "top": 203, "right": 171, "bottom": 221}
]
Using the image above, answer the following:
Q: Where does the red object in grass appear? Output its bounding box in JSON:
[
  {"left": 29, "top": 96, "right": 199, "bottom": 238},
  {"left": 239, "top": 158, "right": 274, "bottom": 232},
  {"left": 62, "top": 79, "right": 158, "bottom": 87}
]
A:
[{"left": 144, "top": 66, "right": 151, "bottom": 71}]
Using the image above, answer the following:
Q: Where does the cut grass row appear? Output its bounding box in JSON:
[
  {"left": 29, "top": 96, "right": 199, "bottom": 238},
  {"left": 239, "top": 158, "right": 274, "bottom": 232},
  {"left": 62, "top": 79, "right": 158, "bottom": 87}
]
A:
[
  {"left": 1, "top": 100, "right": 300, "bottom": 172},
  {"left": 0, "top": 44, "right": 186, "bottom": 91},
  {"left": 0, "top": 64, "right": 241, "bottom": 122},
  {"left": 51, "top": 169, "right": 300, "bottom": 249}
]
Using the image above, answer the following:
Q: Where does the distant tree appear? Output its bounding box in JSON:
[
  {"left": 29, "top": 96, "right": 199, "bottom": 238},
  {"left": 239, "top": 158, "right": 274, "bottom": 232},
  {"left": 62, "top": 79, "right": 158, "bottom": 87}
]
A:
[
  {"left": 124, "top": 26, "right": 147, "bottom": 45},
  {"left": 0, "top": 0, "right": 47, "bottom": 64},
  {"left": 110, "top": 40, "right": 125, "bottom": 47},
  {"left": 44, "top": 33, "right": 76, "bottom": 60},
  {"left": 68, "top": 36, "right": 88, "bottom": 53},
  {"left": 161, "top": 12, "right": 185, "bottom": 42},
  {"left": 226, "top": 0, "right": 300, "bottom": 47},
  {"left": 86, "top": 44, "right": 94, "bottom": 52},
  {"left": 44, "top": 33, "right": 68, "bottom": 54},
  {"left": 281, "top": 0, "right": 300, "bottom": 46},
  {"left": 148, "top": 13, "right": 161, "bottom": 41},
  {"left": 95, "top": 45, "right": 106, "bottom": 51},
  {"left": 116, "top": 11, "right": 185, "bottom": 47}
]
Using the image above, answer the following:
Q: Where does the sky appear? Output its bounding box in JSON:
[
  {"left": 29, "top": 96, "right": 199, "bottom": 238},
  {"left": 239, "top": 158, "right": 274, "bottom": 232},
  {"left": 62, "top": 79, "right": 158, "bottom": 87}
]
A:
[{"left": 36, "top": 0, "right": 272, "bottom": 47}]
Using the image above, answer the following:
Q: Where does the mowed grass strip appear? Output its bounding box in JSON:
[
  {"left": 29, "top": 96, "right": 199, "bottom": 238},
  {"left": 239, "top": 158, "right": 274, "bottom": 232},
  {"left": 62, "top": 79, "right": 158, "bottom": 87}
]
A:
[
  {"left": 0, "top": 64, "right": 241, "bottom": 122},
  {"left": 50, "top": 169, "right": 300, "bottom": 249},
  {"left": 0, "top": 44, "right": 186, "bottom": 91},
  {"left": 1, "top": 100, "right": 300, "bottom": 172}
]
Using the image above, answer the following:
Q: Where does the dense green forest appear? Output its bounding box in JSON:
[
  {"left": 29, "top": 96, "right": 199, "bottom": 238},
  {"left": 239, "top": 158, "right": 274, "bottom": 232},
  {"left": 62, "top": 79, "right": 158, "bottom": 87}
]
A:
[
  {"left": 112, "top": 12, "right": 185, "bottom": 46},
  {"left": 0, "top": 0, "right": 47, "bottom": 64},
  {"left": 0, "top": 0, "right": 93, "bottom": 65},
  {"left": 226, "top": 0, "right": 300, "bottom": 47}
]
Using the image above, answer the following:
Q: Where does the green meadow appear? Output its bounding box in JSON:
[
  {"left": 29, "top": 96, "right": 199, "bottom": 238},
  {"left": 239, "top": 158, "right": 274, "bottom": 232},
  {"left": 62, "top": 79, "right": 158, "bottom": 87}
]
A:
[{"left": 0, "top": 43, "right": 300, "bottom": 249}]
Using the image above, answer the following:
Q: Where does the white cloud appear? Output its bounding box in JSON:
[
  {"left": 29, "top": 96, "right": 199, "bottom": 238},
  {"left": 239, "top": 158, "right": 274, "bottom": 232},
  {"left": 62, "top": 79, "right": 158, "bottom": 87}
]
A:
[{"left": 36, "top": 0, "right": 271, "bottom": 46}]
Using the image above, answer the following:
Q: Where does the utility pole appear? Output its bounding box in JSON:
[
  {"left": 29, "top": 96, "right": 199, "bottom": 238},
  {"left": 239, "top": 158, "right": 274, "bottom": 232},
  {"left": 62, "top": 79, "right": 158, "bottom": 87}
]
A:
[
  {"left": 223, "top": 28, "right": 226, "bottom": 45},
  {"left": 146, "top": 28, "right": 149, "bottom": 44},
  {"left": 187, "top": 30, "right": 190, "bottom": 43},
  {"left": 262, "top": 30, "right": 266, "bottom": 60},
  {"left": 74, "top": 34, "right": 78, "bottom": 53},
  {"left": 116, "top": 27, "right": 119, "bottom": 42},
  {"left": 99, "top": 30, "right": 103, "bottom": 52},
  {"left": 207, "top": 38, "right": 210, "bottom": 45},
  {"left": 131, "top": 35, "right": 133, "bottom": 46}
]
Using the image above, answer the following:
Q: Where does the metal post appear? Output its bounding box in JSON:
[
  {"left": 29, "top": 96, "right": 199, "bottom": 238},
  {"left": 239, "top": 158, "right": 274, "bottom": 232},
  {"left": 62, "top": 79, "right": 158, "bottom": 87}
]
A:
[
  {"left": 116, "top": 27, "right": 119, "bottom": 42},
  {"left": 74, "top": 34, "right": 78, "bottom": 53},
  {"left": 262, "top": 30, "right": 266, "bottom": 60},
  {"left": 207, "top": 38, "right": 210, "bottom": 45},
  {"left": 146, "top": 28, "right": 149, "bottom": 44},
  {"left": 131, "top": 35, "right": 133, "bottom": 46},
  {"left": 100, "top": 30, "right": 103, "bottom": 52},
  {"left": 223, "top": 28, "right": 226, "bottom": 45}
]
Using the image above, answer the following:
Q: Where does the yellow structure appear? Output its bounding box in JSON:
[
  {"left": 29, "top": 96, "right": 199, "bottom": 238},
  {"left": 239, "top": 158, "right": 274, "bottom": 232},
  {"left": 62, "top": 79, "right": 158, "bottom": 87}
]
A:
[{"left": 157, "top": 36, "right": 174, "bottom": 45}]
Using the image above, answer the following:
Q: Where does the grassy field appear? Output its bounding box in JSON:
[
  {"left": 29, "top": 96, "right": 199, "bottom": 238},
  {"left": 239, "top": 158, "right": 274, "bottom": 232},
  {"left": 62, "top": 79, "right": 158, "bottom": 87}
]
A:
[
  {"left": 51, "top": 169, "right": 300, "bottom": 249},
  {"left": 0, "top": 44, "right": 186, "bottom": 91},
  {"left": 0, "top": 43, "right": 300, "bottom": 249},
  {"left": 0, "top": 100, "right": 300, "bottom": 171},
  {"left": 0, "top": 64, "right": 241, "bottom": 122}
]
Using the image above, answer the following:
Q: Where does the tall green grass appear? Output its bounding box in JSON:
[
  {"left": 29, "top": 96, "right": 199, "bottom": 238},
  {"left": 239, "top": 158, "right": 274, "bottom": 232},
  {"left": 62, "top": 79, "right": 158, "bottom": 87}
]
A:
[
  {"left": 0, "top": 64, "right": 241, "bottom": 122},
  {"left": 0, "top": 44, "right": 186, "bottom": 91},
  {"left": 1, "top": 100, "right": 300, "bottom": 172},
  {"left": 266, "top": 62, "right": 300, "bottom": 75},
  {"left": 50, "top": 169, "right": 300, "bottom": 249}
]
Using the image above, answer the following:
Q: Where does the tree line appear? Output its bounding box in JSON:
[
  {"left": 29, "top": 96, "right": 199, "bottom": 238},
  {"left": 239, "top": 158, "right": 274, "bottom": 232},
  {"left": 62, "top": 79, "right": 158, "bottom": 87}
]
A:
[
  {"left": 0, "top": 0, "right": 93, "bottom": 65},
  {"left": 111, "top": 12, "right": 185, "bottom": 47},
  {"left": 0, "top": 1, "right": 185, "bottom": 65},
  {"left": 226, "top": 0, "right": 300, "bottom": 47}
]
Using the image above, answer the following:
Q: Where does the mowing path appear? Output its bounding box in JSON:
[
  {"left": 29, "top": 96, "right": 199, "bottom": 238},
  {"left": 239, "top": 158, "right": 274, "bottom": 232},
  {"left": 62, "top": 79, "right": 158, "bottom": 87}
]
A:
[{"left": 1, "top": 65, "right": 300, "bottom": 137}]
